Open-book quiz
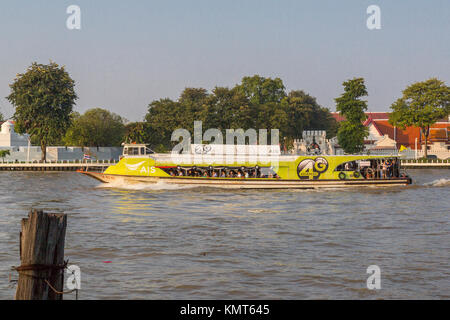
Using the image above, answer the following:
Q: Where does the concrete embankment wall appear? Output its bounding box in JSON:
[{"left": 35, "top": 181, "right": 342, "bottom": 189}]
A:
[{"left": 0, "top": 146, "right": 123, "bottom": 161}]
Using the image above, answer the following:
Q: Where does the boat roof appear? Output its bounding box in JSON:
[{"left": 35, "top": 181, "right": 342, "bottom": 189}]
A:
[
  {"left": 122, "top": 143, "right": 147, "bottom": 147},
  {"left": 144, "top": 153, "right": 400, "bottom": 166}
]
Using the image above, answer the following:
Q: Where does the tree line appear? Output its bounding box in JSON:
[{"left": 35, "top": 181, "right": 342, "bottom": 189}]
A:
[
  {"left": 5, "top": 63, "right": 338, "bottom": 159},
  {"left": 335, "top": 77, "right": 449, "bottom": 157},
  {"left": 5, "top": 61, "right": 449, "bottom": 160},
  {"left": 144, "top": 75, "right": 338, "bottom": 151}
]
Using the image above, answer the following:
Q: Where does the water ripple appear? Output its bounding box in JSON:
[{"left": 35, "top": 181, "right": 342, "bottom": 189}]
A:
[{"left": 0, "top": 169, "right": 448, "bottom": 299}]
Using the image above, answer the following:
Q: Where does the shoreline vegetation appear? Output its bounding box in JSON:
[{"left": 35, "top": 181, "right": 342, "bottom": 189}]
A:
[{"left": 3, "top": 62, "right": 449, "bottom": 161}]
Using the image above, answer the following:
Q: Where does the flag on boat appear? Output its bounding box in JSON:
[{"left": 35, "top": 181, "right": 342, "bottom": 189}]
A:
[
  {"left": 83, "top": 154, "right": 91, "bottom": 160},
  {"left": 399, "top": 145, "right": 407, "bottom": 152}
]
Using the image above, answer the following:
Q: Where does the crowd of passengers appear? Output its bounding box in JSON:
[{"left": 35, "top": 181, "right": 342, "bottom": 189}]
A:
[
  {"left": 165, "top": 167, "right": 280, "bottom": 179},
  {"left": 336, "top": 158, "right": 402, "bottom": 179}
]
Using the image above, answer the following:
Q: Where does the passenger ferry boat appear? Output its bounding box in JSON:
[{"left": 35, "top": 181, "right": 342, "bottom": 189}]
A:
[{"left": 79, "top": 143, "right": 412, "bottom": 189}]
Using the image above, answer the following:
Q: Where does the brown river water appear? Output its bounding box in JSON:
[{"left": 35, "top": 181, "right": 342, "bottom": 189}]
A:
[{"left": 0, "top": 169, "right": 449, "bottom": 299}]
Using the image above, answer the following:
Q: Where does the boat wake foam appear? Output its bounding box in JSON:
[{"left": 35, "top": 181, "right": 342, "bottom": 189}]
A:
[{"left": 424, "top": 178, "right": 450, "bottom": 187}]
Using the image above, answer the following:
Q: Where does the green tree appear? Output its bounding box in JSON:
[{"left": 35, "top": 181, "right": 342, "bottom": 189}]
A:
[
  {"left": 145, "top": 98, "right": 186, "bottom": 150},
  {"left": 7, "top": 61, "right": 77, "bottom": 160},
  {"left": 237, "top": 75, "right": 286, "bottom": 105},
  {"left": 283, "top": 90, "right": 338, "bottom": 140},
  {"left": 335, "top": 78, "right": 369, "bottom": 154},
  {"left": 204, "top": 86, "right": 250, "bottom": 130},
  {"left": 124, "top": 122, "right": 148, "bottom": 144},
  {"left": 145, "top": 88, "right": 212, "bottom": 150},
  {"left": 64, "top": 108, "right": 125, "bottom": 147},
  {"left": 178, "top": 88, "right": 209, "bottom": 133},
  {"left": 0, "top": 149, "right": 10, "bottom": 161},
  {"left": 236, "top": 75, "right": 286, "bottom": 131},
  {"left": 389, "top": 78, "right": 450, "bottom": 158},
  {"left": 143, "top": 75, "right": 337, "bottom": 151}
]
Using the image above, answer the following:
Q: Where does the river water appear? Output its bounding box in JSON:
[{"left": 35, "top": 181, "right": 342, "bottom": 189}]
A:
[{"left": 0, "top": 169, "right": 449, "bottom": 299}]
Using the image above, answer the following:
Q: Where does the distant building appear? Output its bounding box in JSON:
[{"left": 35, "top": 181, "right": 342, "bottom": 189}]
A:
[
  {"left": 291, "top": 130, "right": 335, "bottom": 155},
  {"left": 0, "top": 120, "right": 29, "bottom": 147},
  {"left": 331, "top": 112, "right": 450, "bottom": 159},
  {"left": 0, "top": 120, "right": 122, "bottom": 161}
]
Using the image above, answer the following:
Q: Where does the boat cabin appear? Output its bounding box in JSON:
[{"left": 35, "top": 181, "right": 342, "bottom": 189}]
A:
[
  {"left": 122, "top": 144, "right": 154, "bottom": 157},
  {"left": 334, "top": 156, "right": 402, "bottom": 179}
]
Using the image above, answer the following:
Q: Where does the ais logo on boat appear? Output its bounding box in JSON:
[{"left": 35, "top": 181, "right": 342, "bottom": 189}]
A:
[{"left": 297, "top": 157, "right": 329, "bottom": 180}]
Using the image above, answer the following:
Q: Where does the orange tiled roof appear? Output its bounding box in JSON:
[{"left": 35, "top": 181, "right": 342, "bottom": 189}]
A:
[
  {"left": 372, "top": 120, "right": 450, "bottom": 149},
  {"left": 429, "top": 128, "right": 448, "bottom": 141},
  {"left": 331, "top": 112, "right": 390, "bottom": 122},
  {"left": 330, "top": 112, "right": 449, "bottom": 149},
  {"left": 331, "top": 112, "right": 449, "bottom": 123},
  {"left": 331, "top": 113, "right": 346, "bottom": 122}
]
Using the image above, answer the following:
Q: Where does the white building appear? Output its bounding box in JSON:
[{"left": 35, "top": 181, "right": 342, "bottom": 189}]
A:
[
  {"left": 0, "top": 120, "right": 29, "bottom": 147},
  {"left": 0, "top": 120, "right": 122, "bottom": 161},
  {"left": 291, "top": 130, "right": 334, "bottom": 155}
]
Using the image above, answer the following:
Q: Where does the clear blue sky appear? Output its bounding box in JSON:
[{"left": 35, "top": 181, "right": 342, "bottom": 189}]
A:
[{"left": 0, "top": 0, "right": 449, "bottom": 121}]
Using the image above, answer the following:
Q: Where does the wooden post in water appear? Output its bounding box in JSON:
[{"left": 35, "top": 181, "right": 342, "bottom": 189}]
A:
[{"left": 15, "top": 209, "right": 67, "bottom": 300}]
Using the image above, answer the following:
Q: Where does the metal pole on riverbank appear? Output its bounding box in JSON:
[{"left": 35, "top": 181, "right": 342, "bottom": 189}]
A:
[{"left": 14, "top": 209, "right": 67, "bottom": 300}]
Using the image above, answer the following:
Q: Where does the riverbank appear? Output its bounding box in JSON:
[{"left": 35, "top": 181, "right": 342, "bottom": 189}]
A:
[
  {"left": 0, "top": 160, "right": 117, "bottom": 171},
  {"left": 401, "top": 159, "right": 450, "bottom": 169}
]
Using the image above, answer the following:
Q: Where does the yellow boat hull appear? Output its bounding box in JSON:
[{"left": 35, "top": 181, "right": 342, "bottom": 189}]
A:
[{"left": 81, "top": 171, "right": 412, "bottom": 189}]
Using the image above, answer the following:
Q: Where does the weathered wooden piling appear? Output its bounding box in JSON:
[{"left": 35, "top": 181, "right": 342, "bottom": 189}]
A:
[{"left": 14, "top": 209, "right": 67, "bottom": 300}]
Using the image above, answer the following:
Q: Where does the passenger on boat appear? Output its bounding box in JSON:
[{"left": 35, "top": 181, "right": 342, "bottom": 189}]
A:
[
  {"left": 392, "top": 159, "right": 399, "bottom": 178},
  {"left": 382, "top": 160, "right": 388, "bottom": 179},
  {"left": 375, "top": 160, "right": 381, "bottom": 179},
  {"left": 385, "top": 159, "right": 393, "bottom": 178},
  {"left": 365, "top": 167, "right": 374, "bottom": 179}
]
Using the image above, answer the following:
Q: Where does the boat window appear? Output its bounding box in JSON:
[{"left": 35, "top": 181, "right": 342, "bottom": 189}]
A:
[
  {"left": 335, "top": 161, "right": 358, "bottom": 171},
  {"left": 335, "top": 159, "right": 370, "bottom": 172},
  {"left": 334, "top": 158, "right": 401, "bottom": 179},
  {"left": 259, "top": 167, "right": 279, "bottom": 178},
  {"left": 123, "top": 146, "right": 151, "bottom": 156},
  {"left": 159, "top": 166, "right": 280, "bottom": 179},
  {"left": 127, "top": 147, "right": 140, "bottom": 155}
]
